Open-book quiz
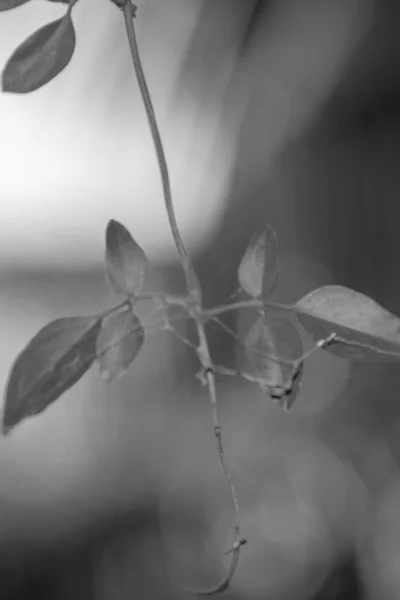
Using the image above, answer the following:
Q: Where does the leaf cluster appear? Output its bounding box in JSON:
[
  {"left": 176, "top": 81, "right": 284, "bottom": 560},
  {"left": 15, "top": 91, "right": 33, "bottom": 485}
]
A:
[{"left": 3, "top": 219, "right": 400, "bottom": 435}]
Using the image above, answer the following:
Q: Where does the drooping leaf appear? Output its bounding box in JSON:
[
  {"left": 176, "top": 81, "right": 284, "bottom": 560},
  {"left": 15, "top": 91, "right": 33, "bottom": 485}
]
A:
[
  {"left": 105, "top": 220, "right": 148, "bottom": 297},
  {"left": 244, "top": 313, "right": 303, "bottom": 410},
  {"left": 0, "top": 0, "right": 31, "bottom": 11},
  {"left": 2, "top": 315, "right": 102, "bottom": 435},
  {"left": 96, "top": 306, "right": 145, "bottom": 382},
  {"left": 238, "top": 224, "right": 279, "bottom": 299},
  {"left": 2, "top": 10, "right": 75, "bottom": 93},
  {"left": 294, "top": 285, "right": 400, "bottom": 362}
]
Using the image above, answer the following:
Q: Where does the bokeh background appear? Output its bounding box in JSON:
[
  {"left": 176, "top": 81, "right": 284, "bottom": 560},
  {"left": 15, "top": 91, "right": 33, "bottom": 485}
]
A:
[{"left": 0, "top": 0, "right": 400, "bottom": 598}]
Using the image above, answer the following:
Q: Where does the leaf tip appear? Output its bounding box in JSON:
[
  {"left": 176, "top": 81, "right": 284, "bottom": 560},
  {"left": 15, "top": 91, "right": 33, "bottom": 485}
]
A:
[
  {"left": 106, "top": 219, "right": 124, "bottom": 237},
  {"left": 1, "top": 77, "right": 11, "bottom": 93},
  {"left": 1, "top": 408, "right": 15, "bottom": 436},
  {"left": 2, "top": 424, "right": 12, "bottom": 436}
]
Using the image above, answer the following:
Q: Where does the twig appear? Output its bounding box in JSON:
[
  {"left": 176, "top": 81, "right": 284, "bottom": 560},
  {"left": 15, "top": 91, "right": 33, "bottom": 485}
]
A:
[
  {"left": 211, "top": 316, "right": 296, "bottom": 367},
  {"left": 121, "top": 1, "right": 201, "bottom": 303},
  {"left": 165, "top": 321, "right": 197, "bottom": 351},
  {"left": 135, "top": 294, "right": 294, "bottom": 320},
  {"left": 136, "top": 292, "right": 189, "bottom": 307},
  {"left": 204, "top": 298, "right": 294, "bottom": 318},
  {"left": 119, "top": 2, "right": 244, "bottom": 594},
  {"left": 189, "top": 322, "right": 244, "bottom": 595}
]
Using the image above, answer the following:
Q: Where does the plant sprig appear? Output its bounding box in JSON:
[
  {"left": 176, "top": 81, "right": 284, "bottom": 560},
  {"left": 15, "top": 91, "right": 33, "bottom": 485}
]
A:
[
  {"left": 2, "top": 0, "right": 400, "bottom": 596},
  {"left": 119, "top": 3, "right": 242, "bottom": 592}
]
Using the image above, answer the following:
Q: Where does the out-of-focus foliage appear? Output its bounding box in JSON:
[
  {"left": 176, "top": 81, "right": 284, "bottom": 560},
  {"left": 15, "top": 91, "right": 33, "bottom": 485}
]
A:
[{"left": 245, "top": 313, "right": 303, "bottom": 410}]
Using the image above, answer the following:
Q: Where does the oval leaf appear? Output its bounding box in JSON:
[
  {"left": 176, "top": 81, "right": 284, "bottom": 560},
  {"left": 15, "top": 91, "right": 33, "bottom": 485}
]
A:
[
  {"left": 294, "top": 285, "right": 400, "bottom": 362},
  {"left": 105, "top": 220, "right": 148, "bottom": 296},
  {"left": 245, "top": 313, "right": 303, "bottom": 410},
  {"left": 96, "top": 306, "right": 145, "bottom": 382},
  {"left": 0, "top": 0, "right": 31, "bottom": 10},
  {"left": 2, "top": 11, "right": 75, "bottom": 93},
  {"left": 238, "top": 224, "right": 279, "bottom": 299},
  {"left": 2, "top": 316, "right": 102, "bottom": 435}
]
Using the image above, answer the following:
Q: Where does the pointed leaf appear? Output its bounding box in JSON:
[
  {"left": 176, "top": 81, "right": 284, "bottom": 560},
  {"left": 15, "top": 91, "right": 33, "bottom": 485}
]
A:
[
  {"left": 294, "top": 285, "right": 400, "bottom": 362},
  {"left": 245, "top": 314, "right": 303, "bottom": 410},
  {"left": 0, "top": 0, "right": 31, "bottom": 10},
  {"left": 96, "top": 306, "right": 145, "bottom": 382},
  {"left": 2, "top": 316, "right": 102, "bottom": 435},
  {"left": 105, "top": 220, "right": 148, "bottom": 296},
  {"left": 2, "top": 11, "right": 75, "bottom": 93},
  {"left": 238, "top": 224, "right": 279, "bottom": 299}
]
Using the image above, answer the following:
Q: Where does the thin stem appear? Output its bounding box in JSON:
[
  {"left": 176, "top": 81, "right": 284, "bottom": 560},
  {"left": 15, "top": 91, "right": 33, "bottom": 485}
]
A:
[
  {"left": 135, "top": 291, "right": 189, "bottom": 307},
  {"left": 211, "top": 316, "right": 243, "bottom": 344},
  {"left": 186, "top": 321, "right": 243, "bottom": 596},
  {"left": 121, "top": 2, "right": 201, "bottom": 302},
  {"left": 204, "top": 298, "right": 295, "bottom": 319},
  {"left": 100, "top": 299, "right": 130, "bottom": 319},
  {"left": 118, "top": 2, "right": 243, "bottom": 593},
  {"left": 296, "top": 333, "right": 337, "bottom": 363},
  {"left": 211, "top": 316, "right": 295, "bottom": 368},
  {"left": 135, "top": 295, "right": 295, "bottom": 319}
]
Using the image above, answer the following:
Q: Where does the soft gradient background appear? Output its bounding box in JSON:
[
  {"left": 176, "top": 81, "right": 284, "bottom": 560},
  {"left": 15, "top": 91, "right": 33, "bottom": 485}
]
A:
[{"left": 1, "top": 1, "right": 400, "bottom": 599}]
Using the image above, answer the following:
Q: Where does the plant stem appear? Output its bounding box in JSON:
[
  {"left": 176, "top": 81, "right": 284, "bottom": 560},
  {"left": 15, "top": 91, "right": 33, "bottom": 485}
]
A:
[
  {"left": 135, "top": 294, "right": 295, "bottom": 319},
  {"left": 136, "top": 292, "right": 189, "bottom": 307},
  {"left": 121, "top": 1, "right": 201, "bottom": 303},
  {"left": 119, "top": 2, "right": 243, "bottom": 594},
  {"left": 204, "top": 298, "right": 295, "bottom": 319},
  {"left": 190, "top": 322, "right": 243, "bottom": 596}
]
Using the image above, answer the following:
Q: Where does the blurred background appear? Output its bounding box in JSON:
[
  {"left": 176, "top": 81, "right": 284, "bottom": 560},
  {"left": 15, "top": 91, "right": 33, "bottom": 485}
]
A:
[{"left": 0, "top": 0, "right": 400, "bottom": 598}]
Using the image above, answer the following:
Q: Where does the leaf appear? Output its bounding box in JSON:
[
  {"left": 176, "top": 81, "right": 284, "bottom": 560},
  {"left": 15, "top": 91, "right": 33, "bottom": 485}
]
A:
[
  {"left": 105, "top": 219, "right": 148, "bottom": 296},
  {"left": 2, "top": 316, "right": 102, "bottom": 435},
  {"left": 238, "top": 224, "right": 279, "bottom": 299},
  {"left": 294, "top": 285, "right": 400, "bottom": 362},
  {"left": 245, "top": 313, "right": 303, "bottom": 410},
  {"left": 0, "top": 0, "right": 31, "bottom": 11},
  {"left": 96, "top": 306, "right": 145, "bottom": 382},
  {"left": 2, "top": 10, "right": 75, "bottom": 93}
]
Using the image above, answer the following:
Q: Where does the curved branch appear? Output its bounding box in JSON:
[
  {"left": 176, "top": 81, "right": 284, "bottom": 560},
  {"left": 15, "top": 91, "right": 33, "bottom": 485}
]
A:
[{"left": 178, "top": 544, "right": 242, "bottom": 596}]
